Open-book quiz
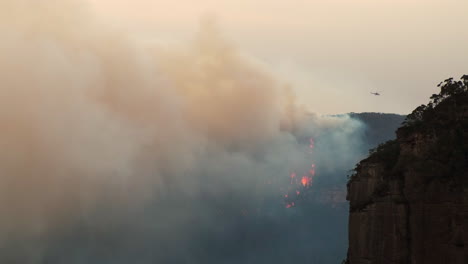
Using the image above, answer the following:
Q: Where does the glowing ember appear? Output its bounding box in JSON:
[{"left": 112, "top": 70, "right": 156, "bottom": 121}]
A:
[
  {"left": 309, "top": 164, "right": 316, "bottom": 176},
  {"left": 290, "top": 172, "right": 296, "bottom": 184},
  {"left": 309, "top": 138, "right": 315, "bottom": 150},
  {"left": 283, "top": 137, "right": 317, "bottom": 208},
  {"left": 301, "top": 176, "right": 312, "bottom": 187}
]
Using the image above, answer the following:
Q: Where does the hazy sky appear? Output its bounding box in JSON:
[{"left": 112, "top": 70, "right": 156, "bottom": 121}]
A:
[
  {"left": 0, "top": 1, "right": 463, "bottom": 261},
  {"left": 88, "top": 0, "right": 468, "bottom": 114}
]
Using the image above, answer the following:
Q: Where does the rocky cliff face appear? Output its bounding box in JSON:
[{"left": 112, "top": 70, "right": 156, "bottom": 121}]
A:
[{"left": 346, "top": 77, "right": 468, "bottom": 264}]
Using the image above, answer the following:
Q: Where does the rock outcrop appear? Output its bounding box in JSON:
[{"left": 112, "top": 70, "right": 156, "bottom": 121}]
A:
[{"left": 346, "top": 77, "right": 468, "bottom": 264}]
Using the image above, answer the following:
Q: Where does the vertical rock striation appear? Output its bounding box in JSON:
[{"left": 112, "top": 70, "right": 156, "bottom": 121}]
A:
[{"left": 347, "top": 77, "right": 468, "bottom": 264}]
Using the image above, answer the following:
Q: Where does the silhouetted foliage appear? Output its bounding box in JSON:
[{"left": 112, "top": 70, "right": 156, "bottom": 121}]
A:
[
  {"left": 367, "top": 139, "right": 399, "bottom": 165},
  {"left": 349, "top": 75, "right": 468, "bottom": 184},
  {"left": 403, "top": 75, "right": 468, "bottom": 128}
]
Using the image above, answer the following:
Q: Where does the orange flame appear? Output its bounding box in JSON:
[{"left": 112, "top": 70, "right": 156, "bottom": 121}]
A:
[
  {"left": 301, "top": 176, "right": 312, "bottom": 187},
  {"left": 283, "top": 137, "right": 316, "bottom": 208}
]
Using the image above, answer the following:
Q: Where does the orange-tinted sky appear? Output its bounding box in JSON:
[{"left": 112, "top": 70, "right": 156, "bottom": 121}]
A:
[{"left": 88, "top": 0, "right": 468, "bottom": 114}]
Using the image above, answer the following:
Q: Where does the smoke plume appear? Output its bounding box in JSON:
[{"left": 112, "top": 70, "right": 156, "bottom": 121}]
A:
[{"left": 0, "top": 1, "right": 366, "bottom": 263}]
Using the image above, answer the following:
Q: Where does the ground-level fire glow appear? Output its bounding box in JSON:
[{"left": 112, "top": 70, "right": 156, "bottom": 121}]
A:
[
  {"left": 284, "top": 137, "right": 317, "bottom": 208},
  {"left": 309, "top": 138, "right": 315, "bottom": 151},
  {"left": 301, "top": 176, "right": 312, "bottom": 187},
  {"left": 309, "top": 164, "right": 316, "bottom": 176}
]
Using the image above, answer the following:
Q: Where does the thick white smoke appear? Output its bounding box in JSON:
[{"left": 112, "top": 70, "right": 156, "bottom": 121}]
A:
[{"left": 0, "top": 1, "right": 366, "bottom": 262}]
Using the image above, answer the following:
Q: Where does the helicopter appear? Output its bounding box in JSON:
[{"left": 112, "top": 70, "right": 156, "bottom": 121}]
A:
[{"left": 370, "top": 91, "right": 381, "bottom": 96}]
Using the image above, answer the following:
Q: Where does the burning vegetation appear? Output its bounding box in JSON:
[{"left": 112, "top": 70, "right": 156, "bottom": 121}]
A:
[{"left": 283, "top": 138, "right": 316, "bottom": 208}]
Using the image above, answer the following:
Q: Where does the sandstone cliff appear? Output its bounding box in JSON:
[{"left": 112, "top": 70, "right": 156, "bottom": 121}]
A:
[{"left": 346, "top": 77, "right": 468, "bottom": 264}]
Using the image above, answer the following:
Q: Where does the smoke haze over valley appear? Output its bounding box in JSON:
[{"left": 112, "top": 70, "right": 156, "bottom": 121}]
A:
[{"left": 0, "top": 0, "right": 445, "bottom": 263}]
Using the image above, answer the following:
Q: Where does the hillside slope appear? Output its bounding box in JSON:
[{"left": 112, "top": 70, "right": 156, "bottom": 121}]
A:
[{"left": 349, "top": 112, "right": 404, "bottom": 151}]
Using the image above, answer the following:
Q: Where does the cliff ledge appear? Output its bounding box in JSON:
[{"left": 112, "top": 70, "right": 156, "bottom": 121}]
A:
[{"left": 347, "top": 76, "right": 468, "bottom": 264}]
